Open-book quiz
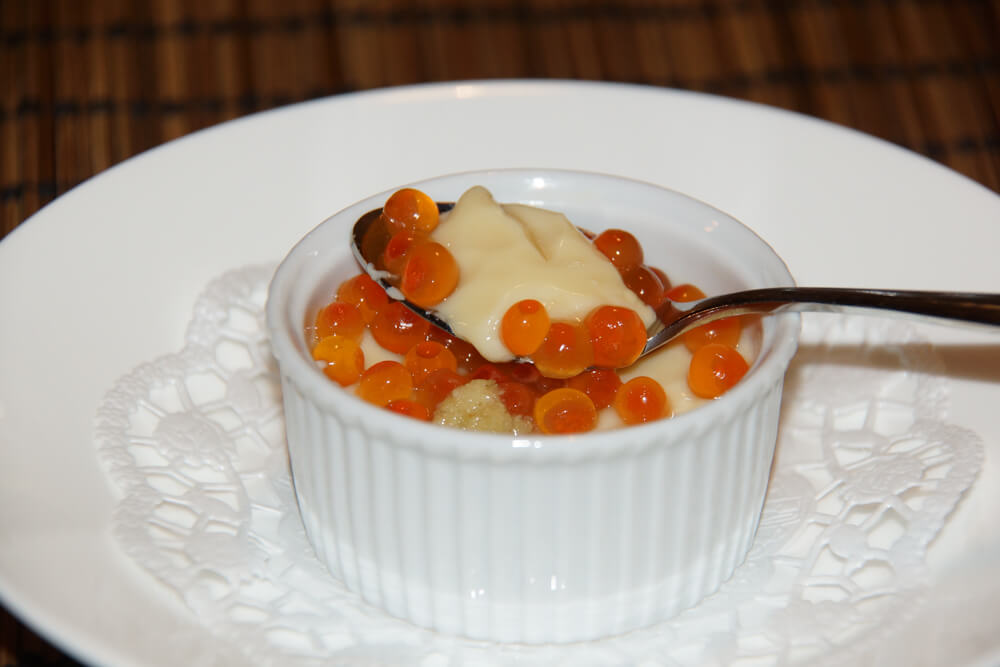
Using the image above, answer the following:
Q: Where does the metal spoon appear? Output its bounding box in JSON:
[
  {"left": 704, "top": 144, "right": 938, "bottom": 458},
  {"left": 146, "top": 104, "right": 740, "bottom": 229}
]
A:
[
  {"left": 352, "top": 205, "right": 1000, "bottom": 359},
  {"left": 644, "top": 288, "right": 1000, "bottom": 356}
]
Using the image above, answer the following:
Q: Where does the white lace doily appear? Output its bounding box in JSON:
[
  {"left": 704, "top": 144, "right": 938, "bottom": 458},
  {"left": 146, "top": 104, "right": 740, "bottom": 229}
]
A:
[{"left": 96, "top": 266, "right": 983, "bottom": 666}]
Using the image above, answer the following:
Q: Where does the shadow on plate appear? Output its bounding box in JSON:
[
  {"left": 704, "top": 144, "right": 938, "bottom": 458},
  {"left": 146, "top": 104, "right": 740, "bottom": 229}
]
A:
[{"left": 789, "top": 342, "right": 1000, "bottom": 384}]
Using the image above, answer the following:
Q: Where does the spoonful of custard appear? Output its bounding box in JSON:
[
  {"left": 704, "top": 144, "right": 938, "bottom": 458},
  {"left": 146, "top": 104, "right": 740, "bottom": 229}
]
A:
[{"left": 352, "top": 186, "right": 1000, "bottom": 379}]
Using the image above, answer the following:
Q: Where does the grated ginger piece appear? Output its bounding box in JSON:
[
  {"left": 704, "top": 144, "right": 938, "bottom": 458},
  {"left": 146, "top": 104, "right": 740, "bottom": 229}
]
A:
[{"left": 433, "top": 379, "right": 533, "bottom": 435}]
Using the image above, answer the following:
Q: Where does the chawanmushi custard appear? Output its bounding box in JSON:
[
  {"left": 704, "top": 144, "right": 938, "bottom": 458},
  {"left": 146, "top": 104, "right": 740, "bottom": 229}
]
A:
[{"left": 307, "top": 186, "right": 753, "bottom": 435}]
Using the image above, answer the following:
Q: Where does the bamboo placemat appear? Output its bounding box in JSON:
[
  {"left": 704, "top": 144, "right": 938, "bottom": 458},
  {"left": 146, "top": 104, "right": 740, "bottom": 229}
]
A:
[{"left": 1, "top": 0, "right": 998, "bottom": 664}]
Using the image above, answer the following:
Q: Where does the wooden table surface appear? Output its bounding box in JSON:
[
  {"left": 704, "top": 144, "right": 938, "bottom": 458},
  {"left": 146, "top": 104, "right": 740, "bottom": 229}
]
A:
[{"left": 1, "top": 0, "right": 998, "bottom": 664}]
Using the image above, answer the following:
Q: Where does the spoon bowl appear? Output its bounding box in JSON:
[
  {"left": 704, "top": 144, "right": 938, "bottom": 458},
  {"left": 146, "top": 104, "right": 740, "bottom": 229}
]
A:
[{"left": 351, "top": 203, "right": 458, "bottom": 335}]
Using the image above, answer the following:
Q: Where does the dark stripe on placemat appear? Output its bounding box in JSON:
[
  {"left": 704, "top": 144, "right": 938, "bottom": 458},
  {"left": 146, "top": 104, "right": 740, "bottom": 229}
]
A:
[
  {"left": 1, "top": 52, "right": 997, "bottom": 121},
  {"left": 1, "top": 0, "right": 994, "bottom": 45}
]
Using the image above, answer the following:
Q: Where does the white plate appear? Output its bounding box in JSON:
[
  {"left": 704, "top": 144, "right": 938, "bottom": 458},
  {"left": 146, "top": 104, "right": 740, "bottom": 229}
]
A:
[{"left": 1, "top": 80, "right": 998, "bottom": 666}]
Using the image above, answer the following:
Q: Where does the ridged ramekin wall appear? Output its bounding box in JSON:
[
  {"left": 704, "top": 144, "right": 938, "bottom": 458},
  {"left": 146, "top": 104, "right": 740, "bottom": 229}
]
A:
[{"left": 280, "top": 369, "right": 786, "bottom": 642}]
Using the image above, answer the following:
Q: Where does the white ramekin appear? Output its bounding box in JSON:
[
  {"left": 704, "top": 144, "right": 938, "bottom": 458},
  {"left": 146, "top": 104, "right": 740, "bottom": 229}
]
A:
[{"left": 266, "top": 169, "right": 799, "bottom": 643}]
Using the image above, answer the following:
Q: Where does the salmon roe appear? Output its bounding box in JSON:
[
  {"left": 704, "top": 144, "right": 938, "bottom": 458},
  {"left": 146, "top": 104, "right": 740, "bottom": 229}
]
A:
[
  {"left": 314, "top": 301, "right": 365, "bottom": 342},
  {"left": 688, "top": 343, "right": 749, "bottom": 399},
  {"left": 386, "top": 398, "right": 432, "bottom": 421},
  {"left": 383, "top": 229, "right": 422, "bottom": 275},
  {"left": 470, "top": 362, "right": 508, "bottom": 383},
  {"left": 336, "top": 273, "right": 391, "bottom": 323},
  {"left": 585, "top": 305, "right": 646, "bottom": 369},
  {"left": 356, "top": 360, "right": 413, "bottom": 407},
  {"left": 370, "top": 302, "right": 431, "bottom": 354},
  {"left": 414, "top": 368, "right": 467, "bottom": 410},
  {"left": 682, "top": 317, "right": 742, "bottom": 353},
  {"left": 312, "top": 334, "right": 365, "bottom": 387},
  {"left": 306, "top": 186, "right": 757, "bottom": 434},
  {"left": 428, "top": 327, "right": 486, "bottom": 372},
  {"left": 405, "top": 341, "right": 458, "bottom": 384},
  {"left": 566, "top": 368, "right": 622, "bottom": 410},
  {"left": 531, "top": 322, "right": 594, "bottom": 379},
  {"left": 503, "top": 361, "right": 543, "bottom": 386},
  {"left": 534, "top": 387, "right": 597, "bottom": 435},
  {"left": 382, "top": 187, "right": 440, "bottom": 234},
  {"left": 498, "top": 381, "right": 537, "bottom": 417},
  {"left": 593, "top": 229, "right": 643, "bottom": 274},
  {"left": 360, "top": 214, "right": 394, "bottom": 272},
  {"left": 623, "top": 264, "right": 666, "bottom": 308},
  {"left": 614, "top": 376, "right": 670, "bottom": 424},
  {"left": 650, "top": 266, "right": 671, "bottom": 291},
  {"left": 500, "top": 299, "right": 551, "bottom": 356},
  {"left": 665, "top": 283, "right": 706, "bottom": 303},
  {"left": 401, "top": 241, "right": 459, "bottom": 308}
]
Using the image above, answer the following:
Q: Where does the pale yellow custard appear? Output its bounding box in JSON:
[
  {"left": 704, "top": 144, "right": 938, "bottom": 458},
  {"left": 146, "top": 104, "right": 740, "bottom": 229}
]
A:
[{"left": 430, "top": 186, "right": 656, "bottom": 362}]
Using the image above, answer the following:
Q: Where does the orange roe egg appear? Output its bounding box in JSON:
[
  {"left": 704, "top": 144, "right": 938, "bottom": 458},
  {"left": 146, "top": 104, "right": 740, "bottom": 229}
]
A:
[
  {"left": 688, "top": 343, "right": 749, "bottom": 399},
  {"left": 356, "top": 360, "right": 413, "bottom": 407},
  {"left": 585, "top": 305, "right": 647, "bottom": 368},
  {"left": 382, "top": 229, "right": 422, "bottom": 275},
  {"left": 311, "top": 334, "right": 365, "bottom": 387},
  {"left": 682, "top": 317, "right": 743, "bottom": 353},
  {"left": 360, "top": 214, "right": 394, "bottom": 272},
  {"left": 470, "top": 363, "right": 509, "bottom": 383},
  {"left": 404, "top": 340, "right": 458, "bottom": 385},
  {"left": 413, "top": 368, "right": 467, "bottom": 410},
  {"left": 531, "top": 322, "right": 594, "bottom": 379},
  {"left": 336, "top": 273, "right": 391, "bottom": 323},
  {"left": 386, "top": 398, "right": 431, "bottom": 421},
  {"left": 497, "top": 381, "right": 537, "bottom": 417},
  {"left": 425, "top": 326, "right": 484, "bottom": 372},
  {"left": 314, "top": 301, "right": 365, "bottom": 341},
  {"left": 401, "top": 241, "right": 460, "bottom": 308},
  {"left": 445, "top": 338, "right": 486, "bottom": 371},
  {"left": 500, "top": 299, "right": 551, "bottom": 356},
  {"left": 370, "top": 302, "right": 431, "bottom": 354},
  {"left": 501, "top": 360, "right": 565, "bottom": 394},
  {"left": 614, "top": 376, "right": 670, "bottom": 424},
  {"left": 566, "top": 368, "right": 622, "bottom": 410},
  {"left": 623, "top": 264, "right": 666, "bottom": 307},
  {"left": 665, "top": 283, "right": 706, "bottom": 303},
  {"left": 593, "top": 229, "right": 643, "bottom": 274},
  {"left": 650, "top": 266, "right": 672, "bottom": 291},
  {"left": 534, "top": 387, "right": 598, "bottom": 435},
  {"left": 382, "top": 187, "right": 440, "bottom": 234},
  {"left": 533, "top": 374, "right": 567, "bottom": 395},
  {"left": 502, "top": 361, "right": 542, "bottom": 385}
]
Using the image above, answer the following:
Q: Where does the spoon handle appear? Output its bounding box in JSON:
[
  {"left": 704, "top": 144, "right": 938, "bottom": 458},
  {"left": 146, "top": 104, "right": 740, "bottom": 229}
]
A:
[{"left": 648, "top": 288, "right": 1000, "bottom": 354}]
